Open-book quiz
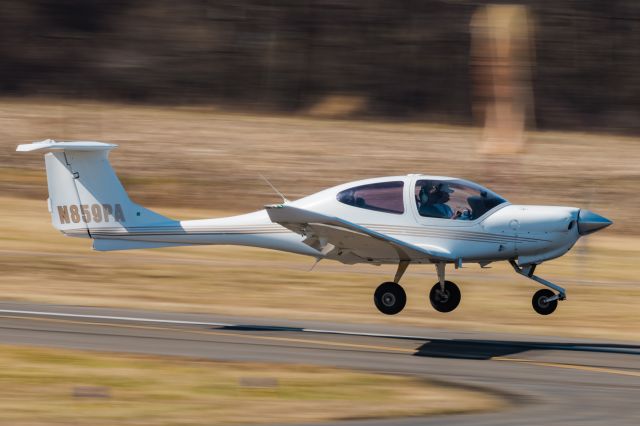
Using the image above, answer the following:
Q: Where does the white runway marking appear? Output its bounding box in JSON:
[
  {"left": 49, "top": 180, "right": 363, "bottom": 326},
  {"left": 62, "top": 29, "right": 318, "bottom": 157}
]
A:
[
  {"left": 0, "top": 309, "right": 234, "bottom": 327},
  {"left": 0, "top": 308, "right": 436, "bottom": 341}
]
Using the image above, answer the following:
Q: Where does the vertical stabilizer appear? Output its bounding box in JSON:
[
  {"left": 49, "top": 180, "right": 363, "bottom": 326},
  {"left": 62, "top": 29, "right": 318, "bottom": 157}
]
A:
[{"left": 17, "top": 139, "right": 175, "bottom": 238}]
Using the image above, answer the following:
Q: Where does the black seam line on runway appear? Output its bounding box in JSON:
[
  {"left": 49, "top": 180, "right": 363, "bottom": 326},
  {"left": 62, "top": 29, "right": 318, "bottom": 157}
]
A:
[
  {"left": 2, "top": 315, "right": 639, "bottom": 380},
  {"left": 0, "top": 324, "right": 416, "bottom": 356},
  {"left": 0, "top": 315, "right": 415, "bottom": 354},
  {"left": 0, "top": 310, "right": 434, "bottom": 341}
]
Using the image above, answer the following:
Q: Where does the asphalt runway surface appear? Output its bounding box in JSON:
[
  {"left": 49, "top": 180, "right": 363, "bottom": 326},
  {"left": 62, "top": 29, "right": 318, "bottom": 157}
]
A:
[{"left": 0, "top": 302, "right": 638, "bottom": 425}]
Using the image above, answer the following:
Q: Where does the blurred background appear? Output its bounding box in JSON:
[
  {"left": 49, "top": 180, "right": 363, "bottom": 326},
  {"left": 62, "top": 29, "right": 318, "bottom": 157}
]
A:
[{"left": 1, "top": 0, "right": 639, "bottom": 131}]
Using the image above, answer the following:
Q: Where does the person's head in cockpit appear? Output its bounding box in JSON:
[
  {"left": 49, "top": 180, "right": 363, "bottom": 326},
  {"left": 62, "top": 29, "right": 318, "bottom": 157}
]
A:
[
  {"left": 430, "top": 182, "right": 454, "bottom": 204},
  {"left": 417, "top": 182, "right": 454, "bottom": 218}
]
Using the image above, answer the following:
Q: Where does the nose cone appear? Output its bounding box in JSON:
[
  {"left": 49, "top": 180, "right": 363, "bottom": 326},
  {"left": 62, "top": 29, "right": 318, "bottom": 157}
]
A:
[{"left": 578, "top": 209, "right": 612, "bottom": 235}]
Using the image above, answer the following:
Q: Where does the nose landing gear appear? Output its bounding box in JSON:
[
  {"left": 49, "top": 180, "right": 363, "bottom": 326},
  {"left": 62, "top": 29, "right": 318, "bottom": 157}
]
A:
[
  {"left": 510, "top": 260, "right": 566, "bottom": 316},
  {"left": 532, "top": 289, "right": 557, "bottom": 315}
]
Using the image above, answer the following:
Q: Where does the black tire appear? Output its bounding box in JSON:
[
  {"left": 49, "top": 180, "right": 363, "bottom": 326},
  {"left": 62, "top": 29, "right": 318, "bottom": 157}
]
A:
[
  {"left": 429, "top": 281, "right": 461, "bottom": 313},
  {"left": 374, "top": 282, "right": 407, "bottom": 315},
  {"left": 532, "top": 289, "right": 558, "bottom": 315}
]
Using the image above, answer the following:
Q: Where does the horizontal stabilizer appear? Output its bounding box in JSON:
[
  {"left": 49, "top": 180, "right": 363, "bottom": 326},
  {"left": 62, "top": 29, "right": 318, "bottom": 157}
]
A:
[{"left": 17, "top": 139, "right": 117, "bottom": 152}]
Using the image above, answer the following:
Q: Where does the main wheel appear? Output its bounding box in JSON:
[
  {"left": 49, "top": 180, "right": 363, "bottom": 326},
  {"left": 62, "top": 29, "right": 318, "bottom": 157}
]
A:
[
  {"left": 532, "top": 289, "right": 557, "bottom": 315},
  {"left": 374, "top": 282, "right": 406, "bottom": 315},
  {"left": 429, "top": 281, "right": 461, "bottom": 313}
]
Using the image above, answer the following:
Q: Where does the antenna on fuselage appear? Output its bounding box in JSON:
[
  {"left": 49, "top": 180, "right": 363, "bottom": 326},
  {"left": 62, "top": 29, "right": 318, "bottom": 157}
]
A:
[{"left": 259, "top": 173, "right": 290, "bottom": 203}]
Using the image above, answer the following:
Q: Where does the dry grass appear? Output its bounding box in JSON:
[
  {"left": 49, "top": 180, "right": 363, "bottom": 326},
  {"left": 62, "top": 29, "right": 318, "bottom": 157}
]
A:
[
  {"left": 1, "top": 196, "right": 639, "bottom": 342},
  {"left": 0, "top": 345, "right": 501, "bottom": 425}
]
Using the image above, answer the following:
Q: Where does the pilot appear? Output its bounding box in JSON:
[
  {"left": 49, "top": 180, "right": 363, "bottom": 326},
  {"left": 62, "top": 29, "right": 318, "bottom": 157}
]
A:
[{"left": 418, "top": 183, "right": 454, "bottom": 219}]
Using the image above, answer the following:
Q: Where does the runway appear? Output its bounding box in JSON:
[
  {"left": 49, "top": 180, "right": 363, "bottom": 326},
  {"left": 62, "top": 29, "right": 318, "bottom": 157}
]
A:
[{"left": 0, "top": 302, "right": 638, "bottom": 425}]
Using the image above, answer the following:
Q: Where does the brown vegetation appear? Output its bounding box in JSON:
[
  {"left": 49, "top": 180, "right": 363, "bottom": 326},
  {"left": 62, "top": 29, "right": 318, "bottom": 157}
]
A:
[{"left": 0, "top": 345, "right": 501, "bottom": 425}]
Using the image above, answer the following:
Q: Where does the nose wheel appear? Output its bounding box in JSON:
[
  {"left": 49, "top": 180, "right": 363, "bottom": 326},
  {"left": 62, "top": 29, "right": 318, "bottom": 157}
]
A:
[
  {"left": 532, "top": 289, "right": 558, "bottom": 315},
  {"left": 374, "top": 282, "right": 406, "bottom": 315},
  {"left": 510, "top": 260, "right": 565, "bottom": 316},
  {"left": 429, "top": 280, "right": 461, "bottom": 313}
]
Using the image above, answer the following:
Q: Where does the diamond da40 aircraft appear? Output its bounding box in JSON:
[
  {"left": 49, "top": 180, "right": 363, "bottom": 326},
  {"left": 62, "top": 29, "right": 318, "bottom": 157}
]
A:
[{"left": 19, "top": 139, "right": 612, "bottom": 316}]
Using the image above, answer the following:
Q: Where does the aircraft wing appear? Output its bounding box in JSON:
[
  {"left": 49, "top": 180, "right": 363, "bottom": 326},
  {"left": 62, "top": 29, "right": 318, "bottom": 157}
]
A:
[{"left": 265, "top": 204, "right": 453, "bottom": 263}]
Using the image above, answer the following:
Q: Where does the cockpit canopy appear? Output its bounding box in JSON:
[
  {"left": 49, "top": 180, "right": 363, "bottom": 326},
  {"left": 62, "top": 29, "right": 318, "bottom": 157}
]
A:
[
  {"left": 335, "top": 177, "right": 507, "bottom": 220},
  {"left": 415, "top": 179, "right": 507, "bottom": 220},
  {"left": 336, "top": 181, "right": 405, "bottom": 214}
]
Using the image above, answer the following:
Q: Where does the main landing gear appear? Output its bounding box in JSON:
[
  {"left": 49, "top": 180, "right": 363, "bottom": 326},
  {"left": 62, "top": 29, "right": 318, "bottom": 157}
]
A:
[
  {"left": 373, "top": 261, "right": 461, "bottom": 315},
  {"left": 373, "top": 282, "right": 406, "bottom": 315},
  {"left": 429, "top": 262, "right": 461, "bottom": 313},
  {"left": 374, "top": 261, "right": 408, "bottom": 315},
  {"left": 509, "top": 260, "right": 566, "bottom": 316}
]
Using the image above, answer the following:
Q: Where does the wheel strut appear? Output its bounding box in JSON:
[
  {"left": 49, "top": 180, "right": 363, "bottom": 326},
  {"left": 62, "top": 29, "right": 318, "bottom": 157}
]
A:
[
  {"left": 509, "top": 260, "right": 567, "bottom": 301},
  {"left": 436, "top": 262, "right": 446, "bottom": 292},
  {"left": 394, "top": 260, "right": 410, "bottom": 283}
]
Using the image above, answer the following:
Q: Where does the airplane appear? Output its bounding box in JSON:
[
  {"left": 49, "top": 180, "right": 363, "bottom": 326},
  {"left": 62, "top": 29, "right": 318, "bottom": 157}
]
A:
[{"left": 18, "top": 139, "right": 612, "bottom": 316}]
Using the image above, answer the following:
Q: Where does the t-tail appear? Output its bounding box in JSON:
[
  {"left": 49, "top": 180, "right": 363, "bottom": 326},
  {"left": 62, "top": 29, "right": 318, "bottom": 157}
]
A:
[
  {"left": 17, "top": 139, "right": 181, "bottom": 251},
  {"left": 17, "top": 139, "right": 315, "bottom": 256}
]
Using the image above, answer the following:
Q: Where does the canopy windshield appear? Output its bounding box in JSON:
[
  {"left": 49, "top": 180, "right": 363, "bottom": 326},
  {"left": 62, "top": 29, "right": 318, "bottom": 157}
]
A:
[{"left": 415, "top": 179, "right": 507, "bottom": 220}]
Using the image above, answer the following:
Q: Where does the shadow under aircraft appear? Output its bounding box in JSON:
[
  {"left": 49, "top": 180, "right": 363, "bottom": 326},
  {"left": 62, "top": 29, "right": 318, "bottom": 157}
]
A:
[{"left": 218, "top": 324, "right": 640, "bottom": 361}]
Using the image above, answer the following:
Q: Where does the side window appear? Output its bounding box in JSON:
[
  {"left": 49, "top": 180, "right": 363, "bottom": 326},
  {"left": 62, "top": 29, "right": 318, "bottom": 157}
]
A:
[
  {"left": 337, "top": 181, "right": 404, "bottom": 214},
  {"left": 415, "top": 180, "right": 506, "bottom": 220}
]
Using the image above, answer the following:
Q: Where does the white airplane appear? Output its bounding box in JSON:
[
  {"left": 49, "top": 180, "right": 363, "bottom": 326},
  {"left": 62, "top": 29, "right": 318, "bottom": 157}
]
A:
[{"left": 18, "top": 139, "right": 612, "bottom": 316}]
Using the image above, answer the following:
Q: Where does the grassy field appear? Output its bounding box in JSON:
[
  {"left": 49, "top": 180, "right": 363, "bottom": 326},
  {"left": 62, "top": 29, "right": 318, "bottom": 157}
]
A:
[
  {"left": 0, "top": 345, "right": 502, "bottom": 425},
  {"left": 1, "top": 196, "right": 639, "bottom": 342}
]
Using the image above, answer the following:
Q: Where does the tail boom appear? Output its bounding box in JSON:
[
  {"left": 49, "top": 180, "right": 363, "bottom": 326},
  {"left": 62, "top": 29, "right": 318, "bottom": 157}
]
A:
[{"left": 18, "top": 140, "right": 316, "bottom": 255}]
